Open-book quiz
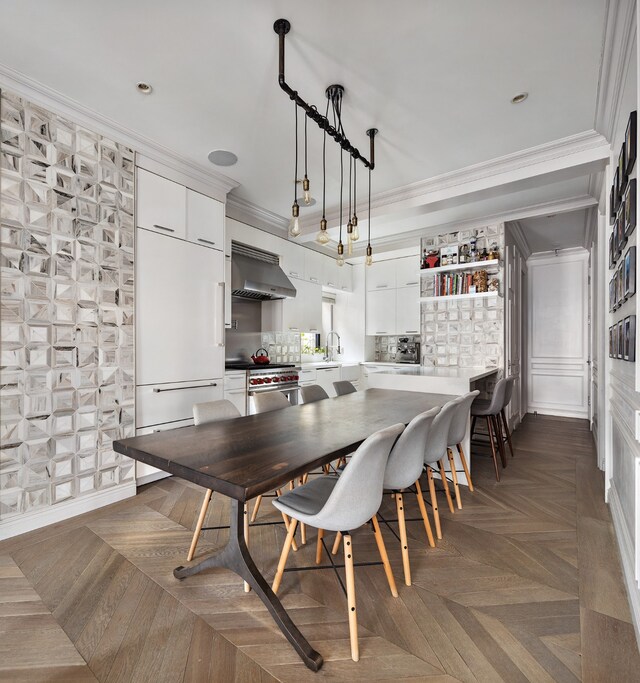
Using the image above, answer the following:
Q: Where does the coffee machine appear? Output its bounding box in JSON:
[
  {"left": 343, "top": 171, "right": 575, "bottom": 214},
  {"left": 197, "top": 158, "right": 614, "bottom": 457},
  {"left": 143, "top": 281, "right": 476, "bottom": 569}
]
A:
[{"left": 395, "top": 338, "right": 420, "bottom": 364}]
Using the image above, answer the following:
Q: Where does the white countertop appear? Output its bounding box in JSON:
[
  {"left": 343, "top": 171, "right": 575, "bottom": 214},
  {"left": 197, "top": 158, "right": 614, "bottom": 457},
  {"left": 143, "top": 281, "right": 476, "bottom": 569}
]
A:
[
  {"left": 300, "top": 361, "right": 361, "bottom": 369},
  {"left": 364, "top": 365, "right": 498, "bottom": 382}
]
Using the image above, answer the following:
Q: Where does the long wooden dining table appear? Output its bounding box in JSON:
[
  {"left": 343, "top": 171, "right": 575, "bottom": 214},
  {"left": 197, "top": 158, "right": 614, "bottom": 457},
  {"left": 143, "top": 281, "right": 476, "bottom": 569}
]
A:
[{"left": 113, "top": 388, "right": 456, "bottom": 671}]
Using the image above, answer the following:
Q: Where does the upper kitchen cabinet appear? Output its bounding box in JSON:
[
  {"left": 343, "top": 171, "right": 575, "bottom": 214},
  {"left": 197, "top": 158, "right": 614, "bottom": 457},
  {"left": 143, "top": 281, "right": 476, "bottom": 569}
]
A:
[
  {"left": 305, "top": 249, "right": 324, "bottom": 285},
  {"left": 365, "top": 288, "right": 396, "bottom": 335},
  {"left": 395, "top": 285, "right": 420, "bottom": 335},
  {"left": 366, "top": 258, "right": 396, "bottom": 290},
  {"left": 323, "top": 258, "right": 353, "bottom": 292},
  {"left": 262, "top": 278, "right": 322, "bottom": 333},
  {"left": 186, "top": 189, "right": 224, "bottom": 250},
  {"left": 137, "top": 168, "right": 187, "bottom": 238},
  {"left": 339, "top": 263, "right": 353, "bottom": 292},
  {"left": 395, "top": 256, "right": 420, "bottom": 288},
  {"left": 279, "top": 240, "right": 305, "bottom": 280}
]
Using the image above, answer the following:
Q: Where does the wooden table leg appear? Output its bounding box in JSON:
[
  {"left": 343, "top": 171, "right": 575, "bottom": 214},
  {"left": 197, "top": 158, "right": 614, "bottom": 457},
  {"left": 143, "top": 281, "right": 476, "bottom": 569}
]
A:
[{"left": 174, "top": 499, "right": 323, "bottom": 672}]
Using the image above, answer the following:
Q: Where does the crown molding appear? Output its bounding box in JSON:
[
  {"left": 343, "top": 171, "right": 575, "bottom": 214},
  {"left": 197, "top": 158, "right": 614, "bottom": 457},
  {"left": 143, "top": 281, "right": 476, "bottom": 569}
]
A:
[
  {"left": 301, "top": 129, "right": 610, "bottom": 231},
  {"left": 508, "top": 221, "right": 532, "bottom": 260},
  {"left": 527, "top": 246, "right": 590, "bottom": 263},
  {"left": 0, "top": 63, "right": 239, "bottom": 203},
  {"left": 225, "top": 193, "right": 289, "bottom": 235},
  {"left": 594, "top": 0, "right": 637, "bottom": 143}
]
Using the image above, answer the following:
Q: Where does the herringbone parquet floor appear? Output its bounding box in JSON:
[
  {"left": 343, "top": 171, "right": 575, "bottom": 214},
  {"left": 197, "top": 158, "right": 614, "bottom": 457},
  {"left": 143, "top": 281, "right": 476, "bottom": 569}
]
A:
[{"left": 1, "top": 414, "right": 638, "bottom": 681}]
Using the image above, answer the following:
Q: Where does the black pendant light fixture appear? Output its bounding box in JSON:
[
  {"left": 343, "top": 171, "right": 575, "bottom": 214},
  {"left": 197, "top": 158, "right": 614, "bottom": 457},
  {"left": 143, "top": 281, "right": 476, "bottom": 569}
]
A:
[{"left": 274, "top": 18, "right": 378, "bottom": 264}]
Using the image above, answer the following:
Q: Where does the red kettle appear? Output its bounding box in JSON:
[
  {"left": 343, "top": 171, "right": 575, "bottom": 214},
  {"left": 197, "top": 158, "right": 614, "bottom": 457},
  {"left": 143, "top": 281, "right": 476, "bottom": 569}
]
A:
[{"left": 251, "top": 347, "right": 270, "bottom": 365}]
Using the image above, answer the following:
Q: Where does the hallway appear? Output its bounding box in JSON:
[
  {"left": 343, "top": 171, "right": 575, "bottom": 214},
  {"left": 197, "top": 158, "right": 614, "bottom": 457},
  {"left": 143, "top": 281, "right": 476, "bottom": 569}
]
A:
[{"left": 0, "top": 414, "right": 638, "bottom": 681}]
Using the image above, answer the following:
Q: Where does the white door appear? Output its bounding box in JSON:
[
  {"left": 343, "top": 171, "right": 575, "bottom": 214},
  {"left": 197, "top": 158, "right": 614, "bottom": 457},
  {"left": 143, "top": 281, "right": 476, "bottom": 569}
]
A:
[
  {"left": 527, "top": 250, "right": 589, "bottom": 418},
  {"left": 137, "top": 229, "right": 225, "bottom": 385},
  {"left": 505, "top": 245, "right": 522, "bottom": 427}
]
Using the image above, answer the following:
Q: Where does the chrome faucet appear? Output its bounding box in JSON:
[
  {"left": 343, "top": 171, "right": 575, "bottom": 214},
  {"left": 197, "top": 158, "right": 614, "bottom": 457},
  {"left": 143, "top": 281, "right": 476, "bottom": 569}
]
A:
[{"left": 326, "top": 331, "right": 341, "bottom": 362}]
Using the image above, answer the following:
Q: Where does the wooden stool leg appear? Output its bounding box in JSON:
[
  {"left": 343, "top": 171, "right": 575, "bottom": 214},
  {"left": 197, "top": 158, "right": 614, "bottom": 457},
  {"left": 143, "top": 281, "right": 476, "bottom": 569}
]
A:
[
  {"left": 272, "top": 518, "right": 298, "bottom": 594},
  {"left": 501, "top": 409, "right": 515, "bottom": 458},
  {"left": 343, "top": 534, "right": 359, "bottom": 662},
  {"left": 316, "top": 529, "right": 324, "bottom": 564},
  {"left": 447, "top": 448, "right": 462, "bottom": 510},
  {"left": 188, "top": 489, "right": 212, "bottom": 562},
  {"left": 395, "top": 493, "right": 411, "bottom": 586},
  {"left": 414, "top": 479, "right": 435, "bottom": 547},
  {"left": 243, "top": 503, "right": 250, "bottom": 593},
  {"left": 331, "top": 531, "right": 342, "bottom": 555},
  {"left": 457, "top": 443, "right": 473, "bottom": 491},
  {"left": 371, "top": 515, "right": 398, "bottom": 597},
  {"left": 493, "top": 414, "right": 507, "bottom": 468},
  {"left": 250, "top": 494, "right": 263, "bottom": 523},
  {"left": 427, "top": 467, "right": 442, "bottom": 540},
  {"left": 438, "top": 460, "right": 455, "bottom": 513},
  {"left": 485, "top": 417, "right": 501, "bottom": 481}
]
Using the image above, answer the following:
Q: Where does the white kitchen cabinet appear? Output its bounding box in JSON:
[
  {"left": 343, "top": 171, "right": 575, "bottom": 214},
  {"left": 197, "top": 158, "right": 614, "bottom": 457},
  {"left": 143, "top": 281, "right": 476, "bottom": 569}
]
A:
[
  {"left": 299, "top": 367, "right": 318, "bottom": 386},
  {"left": 395, "top": 285, "right": 420, "bottom": 335},
  {"left": 339, "top": 263, "right": 354, "bottom": 292},
  {"left": 224, "top": 254, "right": 231, "bottom": 328},
  {"left": 137, "top": 168, "right": 187, "bottom": 238},
  {"left": 136, "top": 379, "right": 223, "bottom": 428},
  {"left": 323, "top": 257, "right": 340, "bottom": 290},
  {"left": 186, "top": 189, "right": 224, "bottom": 250},
  {"left": 305, "top": 249, "right": 324, "bottom": 285},
  {"left": 395, "top": 256, "right": 420, "bottom": 288},
  {"left": 316, "top": 366, "right": 341, "bottom": 397},
  {"left": 366, "top": 288, "right": 396, "bottom": 335},
  {"left": 263, "top": 278, "right": 322, "bottom": 333},
  {"left": 224, "top": 371, "right": 247, "bottom": 416},
  {"left": 366, "top": 258, "right": 396, "bottom": 291},
  {"left": 279, "top": 240, "right": 305, "bottom": 280},
  {"left": 137, "top": 229, "right": 225, "bottom": 385}
]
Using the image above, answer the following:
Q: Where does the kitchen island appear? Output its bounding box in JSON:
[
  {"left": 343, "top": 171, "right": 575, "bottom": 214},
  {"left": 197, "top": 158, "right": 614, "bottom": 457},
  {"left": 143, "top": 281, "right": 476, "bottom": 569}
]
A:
[{"left": 365, "top": 365, "right": 499, "bottom": 486}]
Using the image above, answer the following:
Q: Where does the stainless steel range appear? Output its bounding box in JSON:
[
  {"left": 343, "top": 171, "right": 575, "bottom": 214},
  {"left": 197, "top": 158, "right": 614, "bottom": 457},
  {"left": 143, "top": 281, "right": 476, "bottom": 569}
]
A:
[{"left": 225, "top": 363, "right": 301, "bottom": 413}]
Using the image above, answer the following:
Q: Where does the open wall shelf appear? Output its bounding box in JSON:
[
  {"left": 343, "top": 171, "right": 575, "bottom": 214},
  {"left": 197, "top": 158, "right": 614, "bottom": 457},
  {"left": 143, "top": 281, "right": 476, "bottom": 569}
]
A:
[
  {"left": 420, "top": 291, "right": 500, "bottom": 303},
  {"left": 420, "top": 259, "right": 500, "bottom": 276}
]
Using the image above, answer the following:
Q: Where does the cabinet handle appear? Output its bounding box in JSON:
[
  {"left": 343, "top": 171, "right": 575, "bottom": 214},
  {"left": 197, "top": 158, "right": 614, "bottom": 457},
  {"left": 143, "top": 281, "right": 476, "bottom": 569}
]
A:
[
  {"left": 375, "top": 331, "right": 388, "bottom": 334},
  {"left": 376, "top": 284, "right": 388, "bottom": 288},
  {"left": 405, "top": 330, "right": 419, "bottom": 333},
  {"left": 309, "top": 277, "right": 318, "bottom": 283},
  {"left": 289, "top": 271, "right": 300, "bottom": 277},
  {"left": 405, "top": 281, "right": 419, "bottom": 286},
  {"left": 327, "top": 282, "right": 336, "bottom": 287},
  {"left": 153, "top": 382, "right": 218, "bottom": 393},
  {"left": 288, "top": 326, "right": 299, "bottom": 331},
  {"left": 215, "top": 282, "right": 225, "bottom": 347},
  {"left": 198, "top": 238, "right": 216, "bottom": 246},
  {"left": 153, "top": 224, "right": 175, "bottom": 233}
]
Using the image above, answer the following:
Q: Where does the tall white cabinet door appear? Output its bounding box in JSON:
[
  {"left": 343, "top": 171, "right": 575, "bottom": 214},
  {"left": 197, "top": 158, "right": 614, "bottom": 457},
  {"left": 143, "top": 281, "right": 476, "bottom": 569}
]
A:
[
  {"left": 137, "top": 169, "right": 186, "bottom": 238},
  {"left": 366, "top": 289, "right": 396, "bottom": 335},
  {"left": 186, "top": 189, "right": 224, "bottom": 250},
  {"left": 395, "top": 285, "right": 420, "bottom": 335},
  {"left": 137, "top": 229, "right": 225, "bottom": 385}
]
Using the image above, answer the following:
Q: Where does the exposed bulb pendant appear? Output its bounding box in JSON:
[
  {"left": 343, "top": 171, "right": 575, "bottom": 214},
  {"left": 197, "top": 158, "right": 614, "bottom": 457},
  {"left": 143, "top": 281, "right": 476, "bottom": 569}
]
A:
[
  {"left": 352, "top": 161, "right": 359, "bottom": 240},
  {"left": 289, "top": 101, "right": 301, "bottom": 238},
  {"left": 302, "top": 109, "right": 311, "bottom": 204},
  {"left": 366, "top": 156, "right": 373, "bottom": 266},
  {"left": 316, "top": 217, "right": 330, "bottom": 244},
  {"left": 337, "top": 145, "right": 344, "bottom": 263},
  {"left": 365, "top": 243, "right": 373, "bottom": 267},
  {"left": 316, "top": 100, "right": 330, "bottom": 245},
  {"left": 337, "top": 240, "right": 345, "bottom": 267}
]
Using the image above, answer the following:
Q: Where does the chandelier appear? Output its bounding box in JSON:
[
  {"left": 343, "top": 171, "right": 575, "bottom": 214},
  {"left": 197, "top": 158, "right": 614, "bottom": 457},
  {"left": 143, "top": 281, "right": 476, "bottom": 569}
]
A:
[{"left": 274, "top": 18, "right": 378, "bottom": 266}]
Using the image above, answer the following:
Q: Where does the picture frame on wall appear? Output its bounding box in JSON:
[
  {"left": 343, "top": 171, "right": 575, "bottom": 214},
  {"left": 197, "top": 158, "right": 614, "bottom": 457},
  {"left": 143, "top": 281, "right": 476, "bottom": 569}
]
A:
[
  {"left": 625, "top": 178, "right": 636, "bottom": 237},
  {"left": 619, "top": 143, "right": 628, "bottom": 195},
  {"left": 610, "top": 184, "right": 617, "bottom": 225},
  {"left": 625, "top": 110, "right": 637, "bottom": 176},
  {"left": 624, "top": 317, "right": 631, "bottom": 361},
  {"left": 627, "top": 315, "right": 636, "bottom": 362},
  {"left": 613, "top": 322, "right": 618, "bottom": 357},
  {"left": 609, "top": 233, "right": 615, "bottom": 268},
  {"left": 618, "top": 319, "right": 625, "bottom": 358},
  {"left": 609, "top": 278, "right": 614, "bottom": 312},
  {"left": 614, "top": 216, "right": 620, "bottom": 259},
  {"left": 613, "top": 270, "right": 619, "bottom": 309},
  {"left": 614, "top": 167, "right": 621, "bottom": 212},
  {"left": 624, "top": 246, "right": 636, "bottom": 299},
  {"left": 617, "top": 207, "right": 627, "bottom": 253},
  {"left": 609, "top": 326, "right": 614, "bottom": 357}
]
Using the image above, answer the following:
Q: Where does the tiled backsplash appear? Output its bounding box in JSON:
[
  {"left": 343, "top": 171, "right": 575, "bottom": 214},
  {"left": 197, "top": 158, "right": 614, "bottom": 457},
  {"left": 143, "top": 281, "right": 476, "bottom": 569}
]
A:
[
  {"left": 373, "top": 335, "right": 420, "bottom": 362},
  {"left": 420, "top": 224, "right": 504, "bottom": 370},
  {"left": 0, "top": 90, "right": 135, "bottom": 520},
  {"left": 260, "top": 332, "right": 301, "bottom": 364}
]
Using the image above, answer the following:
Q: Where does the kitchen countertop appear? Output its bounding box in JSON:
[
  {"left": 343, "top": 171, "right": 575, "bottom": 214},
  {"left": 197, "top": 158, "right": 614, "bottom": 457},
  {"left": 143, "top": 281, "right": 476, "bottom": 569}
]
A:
[
  {"left": 300, "top": 361, "right": 361, "bottom": 369},
  {"left": 367, "top": 366, "right": 498, "bottom": 382}
]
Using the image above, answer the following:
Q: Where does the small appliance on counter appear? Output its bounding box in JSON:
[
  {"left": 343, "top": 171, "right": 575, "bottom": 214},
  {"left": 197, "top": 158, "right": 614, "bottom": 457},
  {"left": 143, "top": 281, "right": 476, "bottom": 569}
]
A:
[{"left": 395, "top": 338, "right": 420, "bottom": 364}]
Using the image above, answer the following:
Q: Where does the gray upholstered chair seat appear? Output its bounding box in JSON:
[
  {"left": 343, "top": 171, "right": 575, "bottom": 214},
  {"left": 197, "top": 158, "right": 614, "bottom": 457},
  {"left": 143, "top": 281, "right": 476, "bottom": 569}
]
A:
[
  {"left": 273, "top": 475, "right": 339, "bottom": 518},
  {"left": 470, "top": 398, "right": 492, "bottom": 415}
]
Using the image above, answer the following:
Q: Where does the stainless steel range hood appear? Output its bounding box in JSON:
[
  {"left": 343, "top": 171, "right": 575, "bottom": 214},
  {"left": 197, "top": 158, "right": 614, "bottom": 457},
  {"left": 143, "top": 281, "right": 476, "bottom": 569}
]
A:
[{"left": 231, "top": 243, "right": 297, "bottom": 300}]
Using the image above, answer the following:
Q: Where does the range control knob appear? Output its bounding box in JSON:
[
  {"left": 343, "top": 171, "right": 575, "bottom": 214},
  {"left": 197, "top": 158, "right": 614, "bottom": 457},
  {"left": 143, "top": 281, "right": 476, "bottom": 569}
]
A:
[
  {"left": 272, "top": 376, "right": 280, "bottom": 382},
  {"left": 250, "top": 378, "right": 258, "bottom": 385},
  {"left": 294, "top": 374, "right": 299, "bottom": 380},
  {"left": 264, "top": 377, "right": 272, "bottom": 383}
]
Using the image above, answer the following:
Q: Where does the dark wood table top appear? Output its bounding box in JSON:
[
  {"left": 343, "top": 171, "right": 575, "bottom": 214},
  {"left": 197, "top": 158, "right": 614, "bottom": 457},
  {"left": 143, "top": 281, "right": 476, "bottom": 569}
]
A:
[{"left": 113, "top": 389, "right": 457, "bottom": 501}]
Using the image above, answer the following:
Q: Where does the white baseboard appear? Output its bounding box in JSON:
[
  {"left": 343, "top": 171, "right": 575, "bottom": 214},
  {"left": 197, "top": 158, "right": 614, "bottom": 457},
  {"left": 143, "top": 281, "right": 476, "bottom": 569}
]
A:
[
  {"left": 608, "top": 481, "right": 640, "bottom": 645},
  {"left": 136, "top": 471, "right": 171, "bottom": 487},
  {"left": 527, "top": 406, "right": 589, "bottom": 419},
  {"left": 0, "top": 482, "right": 136, "bottom": 541}
]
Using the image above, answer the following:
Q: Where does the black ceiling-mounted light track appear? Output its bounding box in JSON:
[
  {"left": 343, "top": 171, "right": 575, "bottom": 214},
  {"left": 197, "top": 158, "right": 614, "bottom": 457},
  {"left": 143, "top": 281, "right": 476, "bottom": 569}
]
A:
[{"left": 274, "top": 18, "right": 378, "bottom": 265}]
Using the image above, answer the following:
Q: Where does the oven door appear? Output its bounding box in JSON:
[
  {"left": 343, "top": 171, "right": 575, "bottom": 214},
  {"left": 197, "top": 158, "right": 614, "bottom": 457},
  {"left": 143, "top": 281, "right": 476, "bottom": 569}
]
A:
[{"left": 248, "top": 386, "right": 300, "bottom": 414}]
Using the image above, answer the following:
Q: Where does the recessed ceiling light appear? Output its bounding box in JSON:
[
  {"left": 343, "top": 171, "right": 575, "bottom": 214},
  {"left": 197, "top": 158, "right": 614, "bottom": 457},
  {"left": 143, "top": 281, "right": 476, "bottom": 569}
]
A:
[
  {"left": 136, "top": 82, "right": 153, "bottom": 94},
  {"left": 511, "top": 92, "right": 528, "bottom": 104},
  {"left": 208, "top": 149, "right": 238, "bottom": 166}
]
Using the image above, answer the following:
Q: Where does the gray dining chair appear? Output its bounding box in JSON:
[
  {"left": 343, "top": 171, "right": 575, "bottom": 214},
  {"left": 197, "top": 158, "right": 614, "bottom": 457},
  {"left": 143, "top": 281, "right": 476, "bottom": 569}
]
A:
[
  {"left": 271, "top": 422, "right": 405, "bottom": 662},
  {"left": 383, "top": 406, "right": 440, "bottom": 586},
  {"left": 252, "top": 391, "right": 291, "bottom": 413},
  {"left": 422, "top": 398, "right": 459, "bottom": 540},
  {"left": 470, "top": 378, "right": 508, "bottom": 481},
  {"left": 188, "top": 400, "right": 241, "bottom": 562},
  {"left": 446, "top": 390, "right": 480, "bottom": 508},
  {"left": 333, "top": 380, "right": 357, "bottom": 396},
  {"left": 500, "top": 377, "right": 516, "bottom": 458},
  {"left": 300, "top": 384, "right": 329, "bottom": 403}
]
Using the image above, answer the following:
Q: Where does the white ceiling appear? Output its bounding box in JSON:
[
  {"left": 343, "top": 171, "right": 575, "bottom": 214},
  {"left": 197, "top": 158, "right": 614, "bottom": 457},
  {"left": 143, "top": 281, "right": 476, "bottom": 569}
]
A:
[
  {"left": 0, "top": 0, "right": 608, "bottom": 241},
  {"left": 517, "top": 208, "right": 593, "bottom": 254}
]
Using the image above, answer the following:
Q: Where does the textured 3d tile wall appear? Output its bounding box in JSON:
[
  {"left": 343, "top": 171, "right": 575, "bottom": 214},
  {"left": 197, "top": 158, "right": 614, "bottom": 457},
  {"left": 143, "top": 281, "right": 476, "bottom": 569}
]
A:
[{"left": 0, "top": 90, "right": 135, "bottom": 520}]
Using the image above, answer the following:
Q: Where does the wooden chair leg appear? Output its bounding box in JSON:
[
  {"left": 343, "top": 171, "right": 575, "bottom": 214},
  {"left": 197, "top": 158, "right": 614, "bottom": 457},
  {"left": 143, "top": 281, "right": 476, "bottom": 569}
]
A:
[
  {"left": 243, "top": 503, "right": 250, "bottom": 593},
  {"left": 493, "top": 414, "right": 507, "bottom": 468},
  {"left": 331, "top": 531, "right": 342, "bottom": 555},
  {"left": 316, "top": 529, "right": 324, "bottom": 564},
  {"left": 301, "top": 522, "right": 307, "bottom": 545},
  {"left": 457, "top": 443, "right": 474, "bottom": 491},
  {"left": 395, "top": 492, "right": 411, "bottom": 586},
  {"left": 343, "top": 534, "right": 359, "bottom": 662},
  {"left": 188, "top": 489, "right": 212, "bottom": 562},
  {"left": 371, "top": 515, "right": 398, "bottom": 597},
  {"left": 280, "top": 512, "right": 298, "bottom": 552},
  {"left": 414, "top": 479, "right": 435, "bottom": 547},
  {"left": 501, "top": 409, "right": 515, "bottom": 458},
  {"left": 447, "top": 448, "right": 462, "bottom": 510},
  {"left": 438, "top": 460, "right": 455, "bottom": 513},
  {"left": 250, "top": 494, "right": 263, "bottom": 523},
  {"left": 485, "top": 417, "right": 501, "bottom": 481},
  {"left": 272, "top": 518, "right": 298, "bottom": 594},
  {"left": 427, "top": 467, "right": 442, "bottom": 540}
]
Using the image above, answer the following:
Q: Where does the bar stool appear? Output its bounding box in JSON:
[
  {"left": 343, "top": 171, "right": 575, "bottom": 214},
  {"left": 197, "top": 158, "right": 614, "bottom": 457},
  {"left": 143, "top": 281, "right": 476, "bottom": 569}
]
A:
[
  {"left": 300, "top": 384, "right": 329, "bottom": 403},
  {"left": 333, "top": 380, "right": 357, "bottom": 396},
  {"left": 272, "top": 423, "right": 405, "bottom": 662},
  {"left": 382, "top": 407, "right": 440, "bottom": 586},
  {"left": 470, "top": 378, "right": 507, "bottom": 481},
  {"left": 500, "top": 376, "right": 516, "bottom": 458},
  {"left": 446, "top": 390, "right": 480, "bottom": 506},
  {"left": 188, "top": 400, "right": 241, "bottom": 562}
]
